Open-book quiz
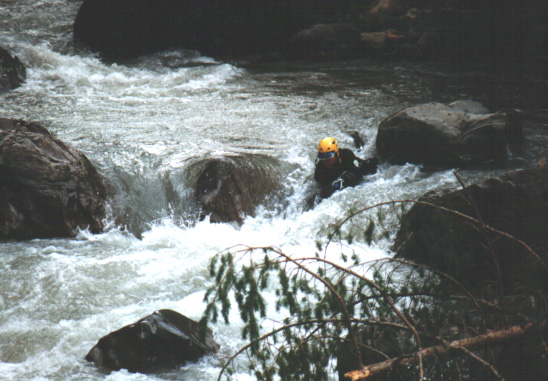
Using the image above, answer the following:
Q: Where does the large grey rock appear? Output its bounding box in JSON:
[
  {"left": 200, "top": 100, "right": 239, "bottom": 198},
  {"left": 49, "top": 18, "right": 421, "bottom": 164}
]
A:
[
  {"left": 0, "top": 118, "right": 106, "bottom": 240},
  {"left": 86, "top": 309, "right": 220, "bottom": 373},
  {"left": 376, "top": 100, "right": 523, "bottom": 168},
  {"left": 0, "top": 47, "right": 26, "bottom": 93}
]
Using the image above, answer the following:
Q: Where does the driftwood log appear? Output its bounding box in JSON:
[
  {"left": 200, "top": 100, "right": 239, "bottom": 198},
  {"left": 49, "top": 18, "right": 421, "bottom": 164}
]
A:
[{"left": 345, "top": 321, "right": 545, "bottom": 380}]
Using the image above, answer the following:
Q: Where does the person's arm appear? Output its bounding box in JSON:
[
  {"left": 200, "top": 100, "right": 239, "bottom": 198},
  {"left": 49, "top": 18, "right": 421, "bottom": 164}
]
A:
[
  {"left": 358, "top": 157, "right": 378, "bottom": 176},
  {"left": 340, "top": 149, "right": 378, "bottom": 176},
  {"left": 339, "top": 149, "right": 360, "bottom": 170}
]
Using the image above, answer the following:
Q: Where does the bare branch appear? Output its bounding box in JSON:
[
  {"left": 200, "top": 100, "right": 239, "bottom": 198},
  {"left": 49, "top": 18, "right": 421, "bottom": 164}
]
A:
[{"left": 345, "top": 321, "right": 544, "bottom": 380}]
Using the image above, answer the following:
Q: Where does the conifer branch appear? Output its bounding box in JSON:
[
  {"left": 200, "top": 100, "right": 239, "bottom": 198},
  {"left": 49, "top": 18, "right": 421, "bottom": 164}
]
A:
[
  {"left": 276, "top": 253, "right": 426, "bottom": 378},
  {"left": 202, "top": 194, "right": 547, "bottom": 380},
  {"left": 267, "top": 247, "right": 365, "bottom": 368},
  {"left": 215, "top": 317, "right": 411, "bottom": 381}
]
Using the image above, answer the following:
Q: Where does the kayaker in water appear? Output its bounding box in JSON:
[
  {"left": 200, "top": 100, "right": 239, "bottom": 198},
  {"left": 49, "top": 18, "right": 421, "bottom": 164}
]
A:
[{"left": 314, "top": 137, "right": 378, "bottom": 199}]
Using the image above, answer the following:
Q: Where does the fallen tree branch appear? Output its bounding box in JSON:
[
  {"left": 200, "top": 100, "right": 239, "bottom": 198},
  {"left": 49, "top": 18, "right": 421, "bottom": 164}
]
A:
[{"left": 345, "top": 321, "right": 545, "bottom": 380}]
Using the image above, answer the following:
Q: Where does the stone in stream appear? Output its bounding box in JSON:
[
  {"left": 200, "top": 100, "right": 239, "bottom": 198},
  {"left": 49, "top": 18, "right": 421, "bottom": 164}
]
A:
[
  {"left": 85, "top": 309, "right": 220, "bottom": 373},
  {"left": 0, "top": 118, "right": 106, "bottom": 240},
  {"left": 0, "top": 46, "right": 26, "bottom": 93},
  {"left": 375, "top": 100, "right": 523, "bottom": 169},
  {"left": 191, "top": 154, "right": 287, "bottom": 224}
]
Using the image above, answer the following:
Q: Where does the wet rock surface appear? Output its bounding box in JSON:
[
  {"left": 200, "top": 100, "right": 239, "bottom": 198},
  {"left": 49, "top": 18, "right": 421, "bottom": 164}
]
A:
[
  {"left": 0, "top": 46, "right": 26, "bottom": 93},
  {"left": 85, "top": 309, "right": 220, "bottom": 373},
  {"left": 0, "top": 118, "right": 106, "bottom": 240},
  {"left": 73, "top": 0, "right": 344, "bottom": 60},
  {"left": 191, "top": 154, "right": 286, "bottom": 224},
  {"left": 376, "top": 100, "right": 523, "bottom": 168}
]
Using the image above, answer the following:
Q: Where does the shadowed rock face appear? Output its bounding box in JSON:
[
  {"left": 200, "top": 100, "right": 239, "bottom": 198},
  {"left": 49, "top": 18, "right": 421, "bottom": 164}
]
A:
[
  {"left": 284, "top": 23, "right": 364, "bottom": 60},
  {"left": 376, "top": 100, "right": 523, "bottom": 168},
  {"left": 394, "top": 167, "right": 548, "bottom": 291},
  {"left": 0, "top": 118, "right": 106, "bottom": 240},
  {"left": 0, "top": 46, "right": 26, "bottom": 93},
  {"left": 85, "top": 309, "right": 220, "bottom": 373},
  {"left": 72, "top": 0, "right": 548, "bottom": 64},
  {"left": 191, "top": 155, "right": 285, "bottom": 224},
  {"left": 73, "top": 0, "right": 343, "bottom": 60}
]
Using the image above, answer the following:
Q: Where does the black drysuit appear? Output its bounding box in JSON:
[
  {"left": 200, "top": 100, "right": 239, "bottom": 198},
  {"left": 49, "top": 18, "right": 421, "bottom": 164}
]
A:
[{"left": 314, "top": 148, "right": 377, "bottom": 199}]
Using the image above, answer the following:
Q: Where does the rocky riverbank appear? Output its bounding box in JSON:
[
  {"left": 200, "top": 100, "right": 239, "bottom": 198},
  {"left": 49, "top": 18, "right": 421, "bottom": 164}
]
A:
[{"left": 73, "top": 0, "right": 547, "bottom": 65}]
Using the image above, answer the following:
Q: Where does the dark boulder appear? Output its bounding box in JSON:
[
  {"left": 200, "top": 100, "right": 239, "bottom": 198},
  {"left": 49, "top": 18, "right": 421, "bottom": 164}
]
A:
[
  {"left": 283, "top": 24, "right": 364, "bottom": 60},
  {"left": 73, "top": 0, "right": 346, "bottom": 60},
  {"left": 190, "top": 154, "right": 286, "bottom": 224},
  {"left": 376, "top": 100, "right": 523, "bottom": 168},
  {"left": 0, "top": 118, "right": 106, "bottom": 240},
  {"left": 74, "top": 0, "right": 164, "bottom": 59},
  {"left": 86, "top": 309, "right": 220, "bottom": 373},
  {"left": 393, "top": 167, "right": 548, "bottom": 292},
  {"left": 0, "top": 46, "right": 26, "bottom": 93}
]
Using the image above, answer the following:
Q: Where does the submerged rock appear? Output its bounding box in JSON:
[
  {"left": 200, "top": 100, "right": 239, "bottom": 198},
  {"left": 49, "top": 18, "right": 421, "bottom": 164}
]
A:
[
  {"left": 190, "top": 154, "right": 286, "bottom": 224},
  {"left": 0, "top": 46, "right": 26, "bottom": 93},
  {"left": 376, "top": 100, "right": 523, "bottom": 168},
  {"left": 0, "top": 118, "right": 106, "bottom": 240},
  {"left": 85, "top": 309, "right": 220, "bottom": 373}
]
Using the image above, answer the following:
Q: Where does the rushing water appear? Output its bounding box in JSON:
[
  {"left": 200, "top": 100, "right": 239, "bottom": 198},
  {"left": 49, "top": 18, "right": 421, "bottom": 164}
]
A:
[{"left": 1, "top": 1, "right": 547, "bottom": 380}]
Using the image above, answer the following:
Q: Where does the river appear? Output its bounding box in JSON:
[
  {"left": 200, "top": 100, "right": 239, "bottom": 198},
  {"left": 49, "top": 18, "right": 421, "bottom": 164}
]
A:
[{"left": 1, "top": 1, "right": 547, "bottom": 380}]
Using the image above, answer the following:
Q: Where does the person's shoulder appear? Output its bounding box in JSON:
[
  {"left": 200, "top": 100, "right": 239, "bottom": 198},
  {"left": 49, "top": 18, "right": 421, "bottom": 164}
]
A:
[{"left": 339, "top": 148, "right": 356, "bottom": 159}]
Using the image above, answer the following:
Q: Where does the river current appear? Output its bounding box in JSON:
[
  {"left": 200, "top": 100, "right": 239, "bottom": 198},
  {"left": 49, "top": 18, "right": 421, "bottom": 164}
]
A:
[{"left": 1, "top": 1, "right": 547, "bottom": 380}]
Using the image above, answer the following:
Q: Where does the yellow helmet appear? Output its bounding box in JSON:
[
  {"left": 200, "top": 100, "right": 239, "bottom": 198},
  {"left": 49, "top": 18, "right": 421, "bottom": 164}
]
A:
[{"left": 318, "top": 137, "right": 338, "bottom": 160}]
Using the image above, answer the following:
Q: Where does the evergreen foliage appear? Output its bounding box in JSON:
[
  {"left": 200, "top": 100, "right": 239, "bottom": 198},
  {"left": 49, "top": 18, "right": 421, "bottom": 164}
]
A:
[{"left": 200, "top": 199, "right": 548, "bottom": 380}]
